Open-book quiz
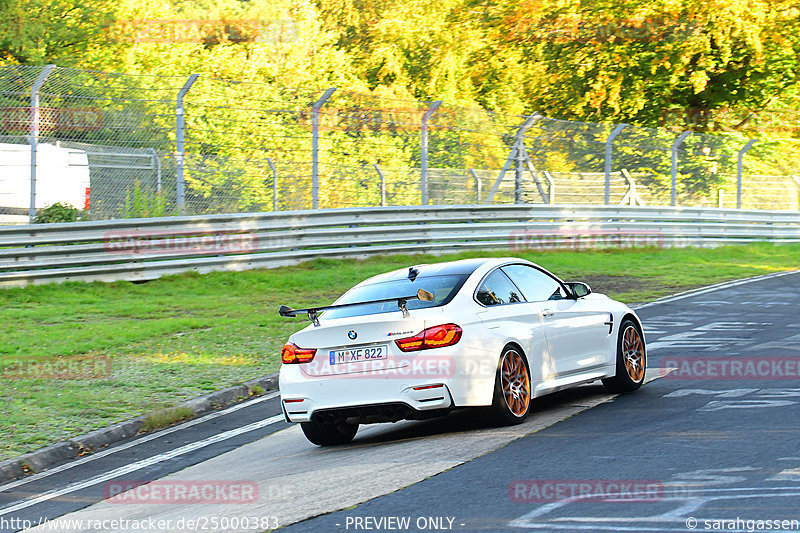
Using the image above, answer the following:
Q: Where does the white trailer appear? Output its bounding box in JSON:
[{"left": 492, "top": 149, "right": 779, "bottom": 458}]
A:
[{"left": 0, "top": 142, "right": 90, "bottom": 224}]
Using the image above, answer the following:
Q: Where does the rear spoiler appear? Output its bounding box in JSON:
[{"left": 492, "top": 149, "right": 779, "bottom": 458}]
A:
[{"left": 279, "top": 288, "right": 433, "bottom": 326}]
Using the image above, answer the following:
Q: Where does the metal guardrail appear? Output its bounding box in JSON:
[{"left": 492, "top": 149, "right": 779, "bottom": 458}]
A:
[{"left": 1, "top": 205, "right": 799, "bottom": 288}]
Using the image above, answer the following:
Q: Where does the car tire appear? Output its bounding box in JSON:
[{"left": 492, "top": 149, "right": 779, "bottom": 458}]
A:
[
  {"left": 602, "top": 318, "right": 646, "bottom": 393},
  {"left": 300, "top": 421, "right": 359, "bottom": 446},
  {"left": 491, "top": 346, "right": 531, "bottom": 425}
]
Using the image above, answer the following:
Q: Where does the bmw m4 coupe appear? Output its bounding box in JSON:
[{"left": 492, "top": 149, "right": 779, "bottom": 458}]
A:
[{"left": 278, "top": 257, "right": 646, "bottom": 446}]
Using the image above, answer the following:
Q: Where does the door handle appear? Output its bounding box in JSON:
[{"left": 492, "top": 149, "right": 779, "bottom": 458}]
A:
[{"left": 542, "top": 309, "right": 554, "bottom": 318}]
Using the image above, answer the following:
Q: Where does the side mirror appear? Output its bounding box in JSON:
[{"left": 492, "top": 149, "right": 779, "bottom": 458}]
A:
[
  {"left": 417, "top": 288, "right": 434, "bottom": 302},
  {"left": 567, "top": 282, "right": 592, "bottom": 298}
]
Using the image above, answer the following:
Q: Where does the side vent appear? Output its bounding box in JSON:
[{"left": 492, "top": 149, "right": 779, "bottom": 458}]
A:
[{"left": 604, "top": 313, "right": 614, "bottom": 334}]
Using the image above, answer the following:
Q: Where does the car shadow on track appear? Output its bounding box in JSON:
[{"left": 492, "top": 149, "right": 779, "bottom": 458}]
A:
[{"left": 346, "top": 382, "right": 610, "bottom": 447}]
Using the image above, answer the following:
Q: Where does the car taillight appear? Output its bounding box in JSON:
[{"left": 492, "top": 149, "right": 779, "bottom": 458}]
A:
[
  {"left": 281, "top": 343, "right": 317, "bottom": 364},
  {"left": 395, "top": 324, "right": 462, "bottom": 352}
]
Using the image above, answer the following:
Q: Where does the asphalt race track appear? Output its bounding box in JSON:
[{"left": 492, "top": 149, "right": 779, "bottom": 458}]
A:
[{"left": 2, "top": 270, "right": 799, "bottom": 533}]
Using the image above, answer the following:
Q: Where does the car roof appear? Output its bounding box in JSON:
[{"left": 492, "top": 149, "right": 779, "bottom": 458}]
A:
[{"left": 358, "top": 257, "right": 523, "bottom": 285}]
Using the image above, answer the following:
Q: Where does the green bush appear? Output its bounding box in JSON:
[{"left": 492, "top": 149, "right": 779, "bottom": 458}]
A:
[{"left": 33, "top": 203, "right": 85, "bottom": 224}]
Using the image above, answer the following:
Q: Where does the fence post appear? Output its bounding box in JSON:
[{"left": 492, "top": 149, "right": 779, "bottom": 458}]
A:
[
  {"left": 542, "top": 171, "right": 555, "bottom": 204},
  {"left": 176, "top": 74, "right": 199, "bottom": 216},
  {"left": 485, "top": 114, "right": 539, "bottom": 204},
  {"left": 670, "top": 131, "right": 692, "bottom": 206},
  {"left": 373, "top": 164, "right": 386, "bottom": 206},
  {"left": 420, "top": 101, "right": 442, "bottom": 205},
  {"left": 28, "top": 64, "right": 56, "bottom": 223},
  {"left": 267, "top": 157, "right": 278, "bottom": 211},
  {"left": 145, "top": 148, "right": 162, "bottom": 194},
  {"left": 522, "top": 148, "right": 547, "bottom": 203},
  {"left": 311, "top": 87, "right": 336, "bottom": 210},
  {"left": 468, "top": 169, "right": 481, "bottom": 203},
  {"left": 619, "top": 169, "right": 642, "bottom": 206},
  {"left": 604, "top": 123, "right": 627, "bottom": 205},
  {"left": 737, "top": 139, "right": 756, "bottom": 209},
  {"left": 793, "top": 176, "right": 800, "bottom": 211},
  {"left": 514, "top": 135, "right": 525, "bottom": 204}
]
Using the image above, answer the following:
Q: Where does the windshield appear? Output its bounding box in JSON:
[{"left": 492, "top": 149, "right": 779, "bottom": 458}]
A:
[{"left": 322, "top": 274, "right": 468, "bottom": 319}]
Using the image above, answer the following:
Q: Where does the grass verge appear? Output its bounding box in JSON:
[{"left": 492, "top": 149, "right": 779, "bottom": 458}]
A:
[
  {"left": 1, "top": 243, "right": 799, "bottom": 460},
  {"left": 141, "top": 407, "right": 195, "bottom": 433}
]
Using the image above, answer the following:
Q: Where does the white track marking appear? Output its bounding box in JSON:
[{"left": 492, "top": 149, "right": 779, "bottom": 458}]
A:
[
  {"left": 17, "top": 370, "right": 669, "bottom": 532},
  {"left": 510, "top": 486, "right": 800, "bottom": 530},
  {"left": 0, "top": 392, "right": 280, "bottom": 493},
  {"left": 0, "top": 415, "right": 284, "bottom": 517},
  {"left": 633, "top": 269, "right": 800, "bottom": 310}
]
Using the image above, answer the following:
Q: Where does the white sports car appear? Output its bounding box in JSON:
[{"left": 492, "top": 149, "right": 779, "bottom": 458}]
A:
[{"left": 278, "top": 257, "right": 646, "bottom": 446}]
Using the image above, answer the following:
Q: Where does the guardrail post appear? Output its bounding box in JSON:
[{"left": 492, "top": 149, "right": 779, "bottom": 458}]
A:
[
  {"left": 28, "top": 64, "right": 56, "bottom": 223},
  {"left": 267, "top": 157, "right": 278, "bottom": 211},
  {"left": 737, "top": 139, "right": 756, "bottom": 209},
  {"left": 373, "top": 164, "right": 386, "bottom": 206},
  {"left": 420, "top": 101, "right": 442, "bottom": 205},
  {"left": 312, "top": 87, "right": 336, "bottom": 210},
  {"left": 468, "top": 169, "right": 481, "bottom": 203},
  {"left": 604, "top": 123, "right": 627, "bottom": 205},
  {"left": 176, "top": 74, "right": 199, "bottom": 216},
  {"left": 793, "top": 176, "right": 800, "bottom": 211},
  {"left": 670, "top": 131, "right": 692, "bottom": 206},
  {"left": 485, "top": 114, "right": 539, "bottom": 204}
]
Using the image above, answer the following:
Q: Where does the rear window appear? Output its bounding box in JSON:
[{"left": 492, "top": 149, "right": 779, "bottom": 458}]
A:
[{"left": 323, "top": 275, "right": 469, "bottom": 319}]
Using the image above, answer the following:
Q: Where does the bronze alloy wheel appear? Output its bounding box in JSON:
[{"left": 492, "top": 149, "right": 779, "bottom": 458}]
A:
[
  {"left": 622, "top": 325, "right": 645, "bottom": 383},
  {"left": 501, "top": 349, "right": 530, "bottom": 417}
]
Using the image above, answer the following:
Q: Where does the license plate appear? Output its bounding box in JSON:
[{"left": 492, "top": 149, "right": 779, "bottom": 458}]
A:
[{"left": 329, "top": 345, "right": 388, "bottom": 365}]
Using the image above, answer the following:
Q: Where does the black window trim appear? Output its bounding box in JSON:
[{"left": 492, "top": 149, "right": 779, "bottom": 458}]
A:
[
  {"left": 500, "top": 262, "right": 574, "bottom": 303},
  {"left": 472, "top": 262, "right": 574, "bottom": 308},
  {"left": 472, "top": 264, "right": 529, "bottom": 308}
]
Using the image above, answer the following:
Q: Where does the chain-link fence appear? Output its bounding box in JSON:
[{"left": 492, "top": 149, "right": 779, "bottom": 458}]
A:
[{"left": 1, "top": 64, "right": 799, "bottom": 224}]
